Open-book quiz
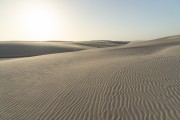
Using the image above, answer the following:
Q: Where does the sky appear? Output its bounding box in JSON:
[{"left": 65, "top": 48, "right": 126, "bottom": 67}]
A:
[{"left": 0, "top": 0, "right": 180, "bottom": 41}]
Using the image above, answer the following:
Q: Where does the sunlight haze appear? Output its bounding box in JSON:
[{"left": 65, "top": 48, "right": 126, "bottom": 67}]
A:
[{"left": 0, "top": 0, "right": 180, "bottom": 41}]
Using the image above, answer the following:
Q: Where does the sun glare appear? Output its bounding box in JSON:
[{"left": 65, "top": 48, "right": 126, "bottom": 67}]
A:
[{"left": 20, "top": 4, "right": 61, "bottom": 41}]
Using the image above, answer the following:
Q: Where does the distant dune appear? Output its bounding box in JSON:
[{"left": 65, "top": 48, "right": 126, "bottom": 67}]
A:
[
  {"left": 0, "top": 35, "right": 180, "bottom": 120},
  {"left": 0, "top": 41, "right": 128, "bottom": 58},
  {"left": 74, "top": 40, "right": 128, "bottom": 48}
]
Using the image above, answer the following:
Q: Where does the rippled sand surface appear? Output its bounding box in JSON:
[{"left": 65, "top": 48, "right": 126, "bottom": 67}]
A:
[{"left": 0, "top": 36, "right": 180, "bottom": 120}]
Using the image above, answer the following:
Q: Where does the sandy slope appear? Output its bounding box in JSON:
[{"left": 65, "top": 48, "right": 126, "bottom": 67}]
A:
[
  {"left": 0, "top": 41, "right": 128, "bottom": 58},
  {"left": 0, "top": 41, "right": 84, "bottom": 58},
  {"left": 0, "top": 36, "right": 180, "bottom": 120}
]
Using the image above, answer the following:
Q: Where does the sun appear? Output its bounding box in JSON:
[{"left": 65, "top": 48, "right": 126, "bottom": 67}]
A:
[{"left": 21, "top": 4, "right": 61, "bottom": 41}]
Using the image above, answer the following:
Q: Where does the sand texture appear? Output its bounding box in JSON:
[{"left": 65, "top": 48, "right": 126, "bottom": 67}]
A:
[{"left": 0, "top": 36, "right": 180, "bottom": 120}]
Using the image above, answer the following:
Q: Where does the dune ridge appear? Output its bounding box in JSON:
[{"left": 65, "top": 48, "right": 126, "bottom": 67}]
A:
[
  {"left": 0, "top": 35, "right": 180, "bottom": 120},
  {"left": 0, "top": 41, "right": 128, "bottom": 58}
]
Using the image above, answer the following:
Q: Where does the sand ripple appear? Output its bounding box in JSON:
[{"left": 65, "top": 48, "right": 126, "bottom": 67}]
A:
[{"left": 0, "top": 36, "right": 180, "bottom": 120}]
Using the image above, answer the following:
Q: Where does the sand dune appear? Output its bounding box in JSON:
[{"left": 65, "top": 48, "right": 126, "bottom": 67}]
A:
[
  {"left": 0, "top": 41, "right": 84, "bottom": 58},
  {"left": 0, "top": 41, "right": 128, "bottom": 58},
  {"left": 0, "top": 36, "right": 180, "bottom": 120},
  {"left": 74, "top": 40, "right": 129, "bottom": 48}
]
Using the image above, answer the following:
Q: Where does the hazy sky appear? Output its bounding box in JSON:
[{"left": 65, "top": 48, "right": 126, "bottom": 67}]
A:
[{"left": 0, "top": 0, "right": 180, "bottom": 41}]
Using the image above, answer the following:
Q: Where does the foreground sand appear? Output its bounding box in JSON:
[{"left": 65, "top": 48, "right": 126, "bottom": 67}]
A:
[{"left": 0, "top": 36, "right": 180, "bottom": 120}]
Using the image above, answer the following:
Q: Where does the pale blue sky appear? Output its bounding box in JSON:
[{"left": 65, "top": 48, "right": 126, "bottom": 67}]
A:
[{"left": 0, "top": 0, "right": 180, "bottom": 41}]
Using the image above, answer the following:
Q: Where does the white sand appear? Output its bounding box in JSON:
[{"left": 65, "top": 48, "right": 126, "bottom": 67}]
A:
[{"left": 0, "top": 36, "right": 179, "bottom": 120}]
